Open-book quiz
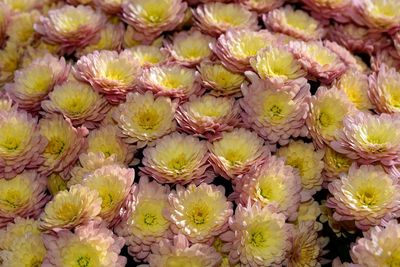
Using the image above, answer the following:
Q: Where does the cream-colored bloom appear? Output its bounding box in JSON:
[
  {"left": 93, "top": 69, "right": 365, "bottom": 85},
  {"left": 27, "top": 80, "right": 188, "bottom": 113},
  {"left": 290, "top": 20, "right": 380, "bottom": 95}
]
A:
[
  {"left": 39, "top": 185, "right": 102, "bottom": 231},
  {"left": 128, "top": 45, "right": 169, "bottom": 66},
  {"left": 2, "top": 0, "right": 43, "bottom": 12},
  {"left": 198, "top": 61, "right": 245, "bottom": 96},
  {"left": 141, "top": 132, "right": 211, "bottom": 184},
  {"left": 6, "top": 10, "right": 39, "bottom": 46},
  {"left": 277, "top": 140, "right": 325, "bottom": 196},
  {"left": 193, "top": 2, "right": 258, "bottom": 37},
  {"left": 167, "top": 183, "right": 233, "bottom": 243},
  {"left": 0, "top": 41, "right": 23, "bottom": 86},
  {"left": 353, "top": 0, "right": 400, "bottom": 31},
  {"left": 302, "top": 0, "right": 352, "bottom": 23},
  {"left": 94, "top": 0, "right": 123, "bottom": 14},
  {"left": 113, "top": 91, "right": 176, "bottom": 148},
  {"left": 238, "top": 0, "right": 284, "bottom": 13},
  {"left": 322, "top": 147, "right": 353, "bottom": 184},
  {"left": 208, "top": 128, "right": 269, "bottom": 180}
]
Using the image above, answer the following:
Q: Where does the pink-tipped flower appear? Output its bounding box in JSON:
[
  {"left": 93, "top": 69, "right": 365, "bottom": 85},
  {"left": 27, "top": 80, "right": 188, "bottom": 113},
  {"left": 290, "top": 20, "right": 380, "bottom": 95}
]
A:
[
  {"left": 263, "top": 5, "right": 326, "bottom": 41},
  {"left": 141, "top": 132, "right": 211, "bottom": 184},
  {"left": 331, "top": 112, "right": 400, "bottom": 166},
  {"left": 208, "top": 128, "right": 270, "bottom": 180},
  {"left": 75, "top": 22, "right": 125, "bottom": 58},
  {"left": 68, "top": 152, "right": 122, "bottom": 186},
  {"left": 0, "top": 41, "right": 23, "bottom": 87},
  {"left": 288, "top": 221, "right": 329, "bottom": 267},
  {"left": 41, "top": 79, "right": 111, "bottom": 128},
  {"left": 86, "top": 124, "right": 136, "bottom": 165},
  {"left": 353, "top": 0, "right": 400, "bottom": 32},
  {"left": 250, "top": 46, "right": 307, "bottom": 86},
  {"left": 38, "top": 116, "right": 87, "bottom": 176},
  {"left": 301, "top": 0, "right": 352, "bottom": 23},
  {"left": 369, "top": 64, "right": 400, "bottom": 114},
  {"left": 334, "top": 69, "right": 373, "bottom": 111},
  {"left": 277, "top": 140, "right": 325, "bottom": 197},
  {"left": 128, "top": 45, "right": 170, "bottom": 67},
  {"left": 138, "top": 64, "right": 203, "bottom": 101},
  {"left": 74, "top": 50, "right": 141, "bottom": 104},
  {"left": 328, "top": 23, "right": 391, "bottom": 54},
  {"left": 115, "top": 177, "right": 171, "bottom": 262},
  {"left": 198, "top": 61, "right": 245, "bottom": 96},
  {"left": 322, "top": 147, "right": 353, "bottom": 185},
  {"left": 166, "top": 30, "right": 215, "bottom": 67},
  {"left": 307, "top": 86, "right": 355, "bottom": 148},
  {"left": 238, "top": 0, "right": 284, "bottom": 13},
  {"left": 176, "top": 94, "right": 241, "bottom": 140},
  {"left": 167, "top": 183, "right": 233, "bottom": 243},
  {"left": 289, "top": 40, "right": 347, "bottom": 83},
  {"left": 113, "top": 91, "right": 177, "bottom": 148},
  {"left": 232, "top": 156, "right": 302, "bottom": 221},
  {"left": 0, "top": 171, "right": 48, "bottom": 228},
  {"left": 0, "top": 110, "right": 47, "bottom": 179},
  {"left": 34, "top": 5, "right": 106, "bottom": 54},
  {"left": 327, "top": 164, "right": 400, "bottom": 230},
  {"left": 122, "top": 0, "right": 187, "bottom": 43},
  {"left": 80, "top": 165, "right": 134, "bottom": 227},
  {"left": 39, "top": 184, "right": 102, "bottom": 231},
  {"left": 6, "top": 54, "right": 70, "bottom": 113},
  {"left": 193, "top": 2, "right": 258, "bottom": 37},
  {"left": 43, "top": 220, "right": 126, "bottom": 267},
  {"left": 241, "top": 74, "right": 309, "bottom": 147},
  {"left": 213, "top": 29, "right": 275, "bottom": 73},
  {"left": 221, "top": 203, "right": 292, "bottom": 266},
  {"left": 351, "top": 220, "right": 400, "bottom": 266},
  {"left": 371, "top": 46, "right": 400, "bottom": 72},
  {"left": 94, "top": 0, "right": 123, "bottom": 14},
  {"left": 149, "top": 234, "right": 222, "bottom": 266}
]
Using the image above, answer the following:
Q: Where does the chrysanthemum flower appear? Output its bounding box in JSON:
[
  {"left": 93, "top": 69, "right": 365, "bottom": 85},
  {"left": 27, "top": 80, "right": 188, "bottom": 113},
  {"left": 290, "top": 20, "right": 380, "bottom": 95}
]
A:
[
  {"left": 288, "top": 221, "right": 329, "bottom": 267},
  {"left": 115, "top": 177, "right": 171, "bottom": 262},
  {"left": 328, "top": 23, "right": 391, "bottom": 54},
  {"left": 122, "top": 0, "right": 187, "bottom": 43},
  {"left": 41, "top": 79, "right": 111, "bottom": 128},
  {"left": 176, "top": 94, "right": 241, "bottom": 139},
  {"left": 369, "top": 64, "right": 400, "bottom": 114},
  {"left": 68, "top": 152, "right": 122, "bottom": 186},
  {"left": 6, "top": 54, "right": 70, "bottom": 112},
  {"left": 198, "top": 61, "right": 245, "bottom": 96},
  {"left": 166, "top": 30, "right": 215, "bottom": 67},
  {"left": 43, "top": 220, "right": 126, "bottom": 267},
  {"left": 0, "top": 217, "right": 40, "bottom": 251},
  {"left": 322, "top": 147, "right": 353, "bottom": 185},
  {"left": 212, "top": 29, "right": 275, "bottom": 72},
  {"left": 113, "top": 91, "right": 176, "bottom": 148},
  {"left": 122, "top": 26, "right": 165, "bottom": 47},
  {"left": 289, "top": 40, "right": 347, "bottom": 83},
  {"left": 148, "top": 234, "right": 222, "bottom": 266},
  {"left": 351, "top": 220, "right": 400, "bottom": 266},
  {"left": 250, "top": 46, "right": 307, "bottom": 86},
  {"left": 0, "top": 171, "right": 48, "bottom": 228},
  {"left": 167, "top": 183, "right": 233, "bottom": 243},
  {"left": 128, "top": 45, "right": 169, "bottom": 67},
  {"left": 238, "top": 0, "right": 284, "bottom": 13},
  {"left": 233, "top": 156, "right": 302, "bottom": 221},
  {"left": 353, "top": 0, "right": 400, "bottom": 32},
  {"left": 331, "top": 112, "right": 400, "bottom": 166},
  {"left": 80, "top": 165, "right": 134, "bottom": 226},
  {"left": 208, "top": 128, "right": 269, "bottom": 180},
  {"left": 221, "top": 203, "right": 292, "bottom": 266},
  {"left": 34, "top": 5, "right": 106, "bottom": 54},
  {"left": 371, "top": 47, "right": 400, "bottom": 72},
  {"left": 75, "top": 22, "right": 124, "bottom": 57},
  {"left": 296, "top": 199, "right": 323, "bottom": 227},
  {"left": 240, "top": 74, "right": 309, "bottom": 147},
  {"left": 302, "top": 0, "right": 352, "bottom": 23},
  {"left": 86, "top": 124, "right": 135, "bottom": 165},
  {"left": 334, "top": 69, "right": 373, "bottom": 111},
  {"left": 47, "top": 173, "right": 68, "bottom": 196},
  {"left": 38, "top": 116, "right": 87, "bottom": 176},
  {"left": 94, "top": 0, "right": 122, "bottom": 14},
  {"left": 307, "top": 86, "right": 355, "bottom": 148},
  {"left": 5, "top": 10, "right": 39, "bottom": 46},
  {"left": 277, "top": 140, "right": 325, "bottom": 196},
  {"left": 0, "top": 41, "right": 23, "bottom": 86},
  {"left": 327, "top": 164, "right": 400, "bottom": 230},
  {"left": 193, "top": 2, "right": 258, "bottom": 37},
  {"left": 20, "top": 42, "right": 61, "bottom": 68},
  {"left": 39, "top": 184, "right": 102, "bottom": 231},
  {"left": 0, "top": 110, "right": 47, "bottom": 179},
  {"left": 74, "top": 50, "right": 141, "bottom": 104},
  {"left": 138, "top": 64, "right": 203, "bottom": 100},
  {"left": 264, "top": 5, "right": 326, "bottom": 41},
  {"left": 141, "top": 132, "right": 211, "bottom": 184},
  {"left": 2, "top": 0, "right": 43, "bottom": 12}
]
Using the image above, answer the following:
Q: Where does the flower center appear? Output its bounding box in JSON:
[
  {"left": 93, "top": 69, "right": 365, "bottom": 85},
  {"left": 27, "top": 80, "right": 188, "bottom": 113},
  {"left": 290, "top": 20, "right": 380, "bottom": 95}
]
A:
[
  {"left": 190, "top": 205, "right": 209, "bottom": 225},
  {"left": 168, "top": 154, "right": 188, "bottom": 171},
  {"left": 144, "top": 213, "right": 157, "bottom": 225},
  {"left": 1, "top": 137, "right": 20, "bottom": 151},
  {"left": 135, "top": 109, "right": 160, "bottom": 130},
  {"left": 249, "top": 231, "right": 266, "bottom": 247},
  {"left": 0, "top": 189, "right": 24, "bottom": 211},
  {"left": 45, "top": 138, "right": 65, "bottom": 155},
  {"left": 356, "top": 190, "right": 377, "bottom": 207},
  {"left": 77, "top": 256, "right": 91, "bottom": 267},
  {"left": 318, "top": 112, "right": 332, "bottom": 127}
]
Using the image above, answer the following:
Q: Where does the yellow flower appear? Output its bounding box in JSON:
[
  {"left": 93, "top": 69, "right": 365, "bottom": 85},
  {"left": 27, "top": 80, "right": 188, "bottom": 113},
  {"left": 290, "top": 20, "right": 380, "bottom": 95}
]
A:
[
  {"left": 0, "top": 41, "right": 23, "bottom": 86},
  {"left": 47, "top": 173, "right": 68, "bottom": 196},
  {"left": 128, "top": 45, "right": 169, "bottom": 66},
  {"left": 6, "top": 10, "right": 39, "bottom": 46},
  {"left": 3, "top": 0, "right": 42, "bottom": 12}
]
